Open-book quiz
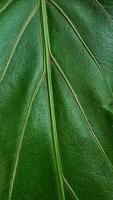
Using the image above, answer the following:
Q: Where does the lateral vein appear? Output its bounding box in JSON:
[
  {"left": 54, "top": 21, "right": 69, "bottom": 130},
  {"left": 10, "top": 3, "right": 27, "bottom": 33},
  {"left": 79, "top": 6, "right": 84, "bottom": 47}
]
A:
[
  {"left": 63, "top": 176, "right": 80, "bottom": 200},
  {"left": 0, "top": 4, "right": 39, "bottom": 84},
  {"left": 8, "top": 71, "right": 45, "bottom": 200},
  {"left": 50, "top": 52, "right": 113, "bottom": 172},
  {"left": 0, "top": 0, "right": 13, "bottom": 14},
  {"left": 96, "top": 0, "right": 113, "bottom": 23},
  {"left": 48, "top": 0, "right": 113, "bottom": 97}
]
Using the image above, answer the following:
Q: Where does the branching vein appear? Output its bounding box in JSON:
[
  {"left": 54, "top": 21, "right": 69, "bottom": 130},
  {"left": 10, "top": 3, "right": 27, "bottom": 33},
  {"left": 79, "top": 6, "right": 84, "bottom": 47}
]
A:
[
  {"left": 50, "top": 52, "right": 113, "bottom": 172},
  {"left": 0, "top": 0, "right": 13, "bottom": 14},
  {"left": 48, "top": 0, "right": 113, "bottom": 97},
  {"left": 96, "top": 0, "right": 113, "bottom": 23},
  {"left": 0, "top": 4, "right": 38, "bottom": 83},
  {"left": 8, "top": 71, "right": 45, "bottom": 200},
  {"left": 63, "top": 177, "right": 80, "bottom": 200}
]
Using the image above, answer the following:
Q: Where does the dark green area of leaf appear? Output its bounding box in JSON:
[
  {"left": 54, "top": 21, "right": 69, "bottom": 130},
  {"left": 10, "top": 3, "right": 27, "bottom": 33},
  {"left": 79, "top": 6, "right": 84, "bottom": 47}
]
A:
[{"left": 0, "top": 0, "right": 113, "bottom": 199}]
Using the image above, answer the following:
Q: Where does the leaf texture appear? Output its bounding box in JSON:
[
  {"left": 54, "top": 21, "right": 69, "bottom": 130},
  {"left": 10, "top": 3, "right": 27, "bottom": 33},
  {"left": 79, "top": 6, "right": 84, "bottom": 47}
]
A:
[{"left": 0, "top": 0, "right": 113, "bottom": 199}]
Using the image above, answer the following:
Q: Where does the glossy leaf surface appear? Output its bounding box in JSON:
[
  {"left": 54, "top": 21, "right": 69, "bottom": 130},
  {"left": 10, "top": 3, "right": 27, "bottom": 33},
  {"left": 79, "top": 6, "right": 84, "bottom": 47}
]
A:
[{"left": 0, "top": 0, "right": 113, "bottom": 199}]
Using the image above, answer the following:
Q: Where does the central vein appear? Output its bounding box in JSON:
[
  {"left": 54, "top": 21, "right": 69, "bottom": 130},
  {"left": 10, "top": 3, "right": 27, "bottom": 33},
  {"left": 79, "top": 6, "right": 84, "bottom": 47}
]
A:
[{"left": 40, "top": 0, "right": 65, "bottom": 199}]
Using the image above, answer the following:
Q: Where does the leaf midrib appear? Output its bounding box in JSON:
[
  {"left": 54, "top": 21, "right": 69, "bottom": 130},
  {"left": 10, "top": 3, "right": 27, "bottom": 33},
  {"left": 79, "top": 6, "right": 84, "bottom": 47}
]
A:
[{"left": 40, "top": 0, "right": 66, "bottom": 199}]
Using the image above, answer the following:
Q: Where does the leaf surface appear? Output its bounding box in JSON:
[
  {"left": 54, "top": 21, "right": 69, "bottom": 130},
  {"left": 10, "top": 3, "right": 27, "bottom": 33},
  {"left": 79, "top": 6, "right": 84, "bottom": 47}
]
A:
[{"left": 0, "top": 0, "right": 113, "bottom": 199}]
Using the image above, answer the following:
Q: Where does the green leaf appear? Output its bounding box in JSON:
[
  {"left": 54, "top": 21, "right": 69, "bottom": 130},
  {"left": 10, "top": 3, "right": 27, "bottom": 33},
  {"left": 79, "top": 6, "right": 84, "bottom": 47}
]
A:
[{"left": 0, "top": 0, "right": 113, "bottom": 199}]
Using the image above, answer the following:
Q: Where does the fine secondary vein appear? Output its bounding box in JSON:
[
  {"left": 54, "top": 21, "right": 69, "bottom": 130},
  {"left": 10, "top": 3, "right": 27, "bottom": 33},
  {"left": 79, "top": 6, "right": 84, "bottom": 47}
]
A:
[
  {"left": 96, "top": 0, "right": 113, "bottom": 23},
  {"left": 0, "top": 0, "right": 13, "bottom": 14},
  {"left": 0, "top": 184, "right": 9, "bottom": 192},
  {"left": 0, "top": 4, "right": 38, "bottom": 84},
  {"left": 63, "top": 177, "right": 80, "bottom": 200},
  {"left": 40, "top": 0, "right": 65, "bottom": 199},
  {"left": 8, "top": 71, "right": 45, "bottom": 200},
  {"left": 50, "top": 52, "right": 113, "bottom": 172},
  {"left": 48, "top": 0, "right": 113, "bottom": 97}
]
